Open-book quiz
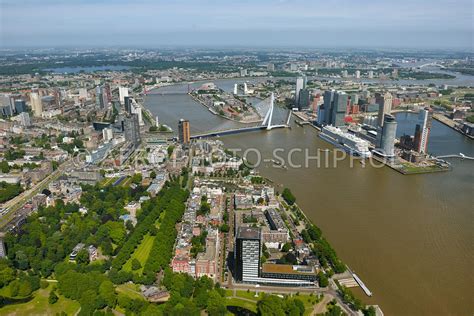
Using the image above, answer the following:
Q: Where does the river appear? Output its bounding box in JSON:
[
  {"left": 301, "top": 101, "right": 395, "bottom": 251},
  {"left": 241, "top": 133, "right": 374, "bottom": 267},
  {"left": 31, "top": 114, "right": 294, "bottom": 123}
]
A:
[{"left": 145, "top": 81, "right": 473, "bottom": 315}]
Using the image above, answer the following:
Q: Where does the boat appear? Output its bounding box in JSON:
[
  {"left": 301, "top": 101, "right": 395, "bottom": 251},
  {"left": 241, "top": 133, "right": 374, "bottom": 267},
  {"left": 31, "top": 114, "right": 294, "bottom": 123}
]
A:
[{"left": 319, "top": 125, "right": 372, "bottom": 158}]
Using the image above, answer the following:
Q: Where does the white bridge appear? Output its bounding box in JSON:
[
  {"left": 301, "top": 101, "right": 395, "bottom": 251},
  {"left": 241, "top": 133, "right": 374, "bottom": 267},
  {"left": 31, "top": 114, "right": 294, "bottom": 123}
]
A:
[
  {"left": 191, "top": 93, "right": 291, "bottom": 139},
  {"left": 435, "top": 153, "right": 474, "bottom": 160},
  {"left": 418, "top": 63, "right": 446, "bottom": 69}
]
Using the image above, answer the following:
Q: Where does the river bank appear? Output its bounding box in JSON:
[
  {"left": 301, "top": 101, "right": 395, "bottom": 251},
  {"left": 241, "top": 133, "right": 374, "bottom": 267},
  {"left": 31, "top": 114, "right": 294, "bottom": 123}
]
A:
[{"left": 145, "top": 85, "right": 474, "bottom": 315}]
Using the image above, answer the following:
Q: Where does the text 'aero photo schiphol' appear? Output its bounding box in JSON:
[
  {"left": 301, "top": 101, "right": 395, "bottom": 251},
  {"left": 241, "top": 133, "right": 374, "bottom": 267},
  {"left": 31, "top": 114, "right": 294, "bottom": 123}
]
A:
[{"left": 0, "top": 1, "right": 473, "bottom": 316}]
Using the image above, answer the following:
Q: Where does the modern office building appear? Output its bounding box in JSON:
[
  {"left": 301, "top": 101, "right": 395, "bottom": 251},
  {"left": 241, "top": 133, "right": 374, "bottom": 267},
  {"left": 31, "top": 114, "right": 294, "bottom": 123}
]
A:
[
  {"left": 331, "top": 91, "right": 348, "bottom": 127},
  {"left": 377, "top": 114, "right": 397, "bottom": 157},
  {"left": 102, "top": 127, "right": 113, "bottom": 142},
  {"left": 376, "top": 92, "right": 393, "bottom": 127},
  {"left": 95, "top": 86, "right": 104, "bottom": 108},
  {"left": 178, "top": 119, "right": 191, "bottom": 144},
  {"left": 295, "top": 77, "right": 305, "bottom": 106},
  {"left": 14, "top": 99, "right": 27, "bottom": 114},
  {"left": 18, "top": 112, "right": 31, "bottom": 127},
  {"left": 323, "top": 90, "right": 335, "bottom": 125},
  {"left": 298, "top": 89, "right": 310, "bottom": 110},
  {"left": 235, "top": 227, "right": 261, "bottom": 282},
  {"left": 119, "top": 86, "right": 129, "bottom": 105},
  {"left": 124, "top": 114, "right": 141, "bottom": 147},
  {"left": 124, "top": 96, "right": 132, "bottom": 114},
  {"left": 30, "top": 92, "right": 43, "bottom": 117},
  {"left": 414, "top": 108, "right": 432, "bottom": 154},
  {"left": 316, "top": 104, "right": 325, "bottom": 126},
  {"left": 261, "top": 264, "right": 318, "bottom": 283}
]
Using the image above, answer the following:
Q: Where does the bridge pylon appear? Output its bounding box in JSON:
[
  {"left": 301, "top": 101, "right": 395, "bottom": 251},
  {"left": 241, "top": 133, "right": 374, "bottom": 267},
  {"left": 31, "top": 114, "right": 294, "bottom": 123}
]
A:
[{"left": 261, "top": 93, "right": 275, "bottom": 130}]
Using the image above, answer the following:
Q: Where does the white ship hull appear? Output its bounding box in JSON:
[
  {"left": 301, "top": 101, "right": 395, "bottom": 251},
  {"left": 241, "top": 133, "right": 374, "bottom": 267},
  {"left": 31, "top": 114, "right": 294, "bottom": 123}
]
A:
[{"left": 319, "top": 130, "right": 372, "bottom": 158}]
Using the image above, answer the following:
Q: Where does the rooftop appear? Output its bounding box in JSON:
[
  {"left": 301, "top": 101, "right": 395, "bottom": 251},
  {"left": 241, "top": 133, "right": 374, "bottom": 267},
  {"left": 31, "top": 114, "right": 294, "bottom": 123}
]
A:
[
  {"left": 236, "top": 226, "right": 260, "bottom": 240},
  {"left": 262, "top": 263, "right": 316, "bottom": 275}
]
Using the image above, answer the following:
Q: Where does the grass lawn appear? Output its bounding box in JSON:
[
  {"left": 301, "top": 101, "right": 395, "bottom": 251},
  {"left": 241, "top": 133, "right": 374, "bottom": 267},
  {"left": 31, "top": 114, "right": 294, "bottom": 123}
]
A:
[
  {"left": 116, "top": 283, "right": 145, "bottom": 301},
  {"left": 225, "top": 297, "right": 257, "bottom": 313},
  {"left": 121, "top": 177, "right": 132, "bottom": 187},
  {"left": 100, "top": 177, "right": 117, "bottom": 187},
  {"left": 235, "top": 290, "right": 263, "bottom": 301},
  {"left": 296, "top": 294, "right": 320, "bottom": 316},
  {"left": 0, "top": 284, "right": 80, "bottom": 316},
  {"left": 122, "top": 234, "right": 155, "bottom": 274}
]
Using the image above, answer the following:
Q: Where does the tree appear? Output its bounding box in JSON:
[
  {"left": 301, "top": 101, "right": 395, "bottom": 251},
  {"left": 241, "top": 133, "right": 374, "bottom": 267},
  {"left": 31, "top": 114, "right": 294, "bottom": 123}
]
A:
[
  {"left": 131, "top": 173, "right": 142, "bottom": 185},
  {"left": 257, "top": 295, "right": 286, "bottom": 316},
  {"left": 318, "top": 271, "right": 329, "bottom": 287},
  {"left": 99, "top": 280, "right": 116, "bottom": 308},
  {"left": 281, "top": 242, "right": 292, "bottom": 252},
  {"left": 49, "top": 291, "right": 59, "bottom": 304},
  {"left": 79, "top": 289, "right": 99, "bottom": 315},
  {"left": 363, "top": 306, "right": 377, "bottom": 316},
  {"left": 150, "top": 171, "right": 157, "bottom": 179},
  {"left": 131, "top": 259, "right": 142, "bottom": 271},
  {"left": 219, "top": 223, "right": 229, "bottom": 233},
  {"left": 9, "top": 280, "right": 20, "bottom": 297},
  {"left": 18, "top": 279, "right": 32, "bottom": 297},
  {"left": 282, "top": 188, "right": 296, "bottom": 205},
  {"left": 75, "top": 249, "right": 90, "bottom": 265},
  {"left": 206, "top": 290, "right": 226, "bottom": 316},
  {"left": 0, "top": 261, "right": 15, "bottom": 288}
]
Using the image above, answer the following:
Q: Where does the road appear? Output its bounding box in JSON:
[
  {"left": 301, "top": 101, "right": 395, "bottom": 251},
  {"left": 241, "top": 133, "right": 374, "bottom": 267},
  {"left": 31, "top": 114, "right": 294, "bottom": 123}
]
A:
[{"left": 0, "top": 158, "right": 74, "bottom": 230}]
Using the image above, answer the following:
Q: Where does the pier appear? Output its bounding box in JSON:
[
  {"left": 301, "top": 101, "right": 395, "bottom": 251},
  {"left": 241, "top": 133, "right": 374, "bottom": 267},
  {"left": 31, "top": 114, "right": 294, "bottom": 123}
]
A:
[{"left": 352, "top": 273, "right": 372, "bottom": 297}]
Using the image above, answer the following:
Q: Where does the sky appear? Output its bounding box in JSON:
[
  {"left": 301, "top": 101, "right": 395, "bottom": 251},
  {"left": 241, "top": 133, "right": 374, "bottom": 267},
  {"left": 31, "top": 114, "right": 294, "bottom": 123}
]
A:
[{"left": 0, "top": 0, "right": 472, "bottom": 49}]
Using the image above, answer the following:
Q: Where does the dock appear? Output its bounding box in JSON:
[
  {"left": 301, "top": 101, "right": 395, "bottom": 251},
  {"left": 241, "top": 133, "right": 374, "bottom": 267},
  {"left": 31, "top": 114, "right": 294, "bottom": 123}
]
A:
[
  {"left": 352, "top": 272, "right": 372, "bottom": 297},
  {"left": 295, "top": 120, "right": 310, "bottom": 126}
]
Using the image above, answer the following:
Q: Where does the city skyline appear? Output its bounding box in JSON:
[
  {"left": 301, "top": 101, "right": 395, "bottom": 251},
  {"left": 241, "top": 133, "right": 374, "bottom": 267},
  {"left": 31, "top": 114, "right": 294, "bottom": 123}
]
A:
[{"left": 1, "top": 0, "right": 472, "bottom": 49}]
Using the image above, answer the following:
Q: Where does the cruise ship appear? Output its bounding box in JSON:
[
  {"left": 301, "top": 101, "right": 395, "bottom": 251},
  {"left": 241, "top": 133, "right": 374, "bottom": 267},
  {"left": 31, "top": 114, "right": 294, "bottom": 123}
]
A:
[{"left": 319, "top": 125, "right": 372, "bottom": 158}]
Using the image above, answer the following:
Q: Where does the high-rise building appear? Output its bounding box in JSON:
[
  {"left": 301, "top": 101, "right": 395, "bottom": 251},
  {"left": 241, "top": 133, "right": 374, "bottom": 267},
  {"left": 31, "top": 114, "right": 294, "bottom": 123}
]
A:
[
  {"left": 18, "top": 112, "right": 31, "bottom": 127},
  {"left": 355, "top": 70, "right": 361, "bottom": 79},
  {"left": 414, "top": 108, "right": 432, "bottom": 154},
  {"left": 376, "top": 92, "right": 393, "bottom": 127},
  {"left": 331, "top": 91, "right": 348, "bottom": 127},
  {"left": 30, "top": 92, "right": 43, "bottom": 117},
  {"left": 368, "top": 70, "right": 374, "bottom": 79},
  {"left": 295, "top": 77, "right": 305, "bottom": 106},
  {"left": 316, "top": 104, "right": 326, "bottom": 126},
  {"left": 124, "top": 96, "right": 132, "bottom": 113},
  {"left": 95, "top": 86, "right": 104, "bottom": 108},
  {"left": 131, "top": 103, "right": 144, "bottom": 126},
  {"left": 378, "top": 115, "right": 397, "bottom": 157},
  {"left": 124, "top": 114, "right": 141, "bottom": 147},
  {"left": 235, "top": 227, "right": 261, "bottom": 282},
  {"left": 267, "top": 63, "right": 275, "bottom": 71},
  {"left": 104, "top": 84, "right": 112, "bottom": 104},
  {"left": 119, "top": 87, "right": 129, "bottom": 105},
  {"left": 178, "top": 119, "right": 191, "bottom": 144},
  {"left": 14, "top": 100, "right": 27, "bottom": 114},
  {"left": 298, "top": 89, "right": 310, "bottom": 110},
  {"left": 323, "top": 90, "right": 335, "bottom": 125},
  {"left": 102, "top": 128, "right": 113, "bottom": 142}
]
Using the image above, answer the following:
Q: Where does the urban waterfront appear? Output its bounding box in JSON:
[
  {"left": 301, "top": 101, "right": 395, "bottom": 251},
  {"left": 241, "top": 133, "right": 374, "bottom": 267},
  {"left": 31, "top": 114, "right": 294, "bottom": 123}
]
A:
[{"left": 146, "top": 85, "right": 474, "bottom": 315}]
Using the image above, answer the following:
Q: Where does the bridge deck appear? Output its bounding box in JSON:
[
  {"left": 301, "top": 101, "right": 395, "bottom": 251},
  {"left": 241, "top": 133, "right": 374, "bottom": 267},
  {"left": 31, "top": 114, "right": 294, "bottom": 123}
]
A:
[{"left": 191, "top": 124, "right": 287, "bottom": 139}]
